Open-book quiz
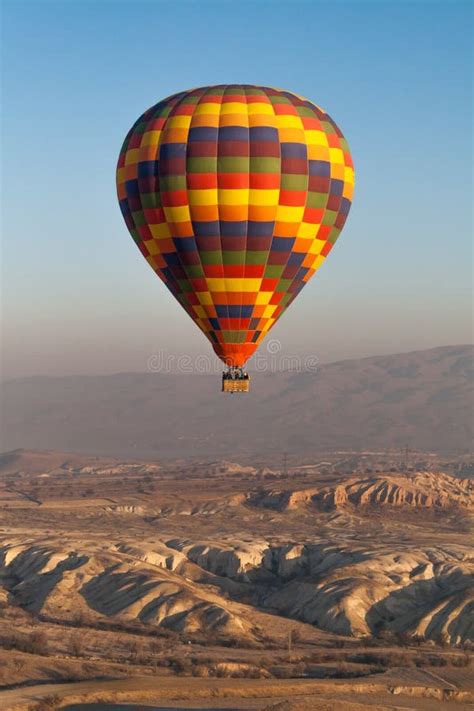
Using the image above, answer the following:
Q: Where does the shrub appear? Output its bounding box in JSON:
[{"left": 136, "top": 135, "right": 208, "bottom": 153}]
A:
[
  {"left": 427, "top": 655, "right": 448, "bottom": 667},
  {"left": 293, "top": 661, "right": 306, "bottom": 676},
  {"left": 191, "top": 665, "right": 208, "bottom": 677},
  {"left": 291, "top": 628, "right": 303, "bottom": 644},
  {"left": 14, "top": 658, "right": 25, "bottom": 672},
  {"left": 81, "top": 662, "right": 97, "bottom": 675},
  {"left": 136, "top": 653, "right": 152, "bottom": 666},
  {"left": 170, "top": 657, "right": 193, "bottom": 674},
  {"left": 348, "top": 652, "right": 389, "bottom": 666},
  {"left": 450, "top": 654, "right": 470, "bottom": 667},
  {"left": 68, "top": 633, "right": 84, "bottom": 657},
  {"left": 215, "top": 666, "right": 228, "bottom": 678},
  {"left": 30, "top": 695, "right": 61, "bottom": 711},
  {"left": 15, "top": 631, "right": 49, "bottom": 656},
  {"left": 127, "top": 640, "right": 140, "bottom": 661},
  {"left": 149, "top": 638, "right": 164, "bottom": 653}
]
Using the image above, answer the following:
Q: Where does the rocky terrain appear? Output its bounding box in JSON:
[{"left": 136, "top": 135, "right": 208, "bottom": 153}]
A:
[
  {"left": 1, "top": 344, "right": 473, "bottom": 458},
  {"left": 250, "top": 471, "right": 474, "bottom": 512},
  {"left": 0, "top": 449, "right": 473, "bottom": 709}
]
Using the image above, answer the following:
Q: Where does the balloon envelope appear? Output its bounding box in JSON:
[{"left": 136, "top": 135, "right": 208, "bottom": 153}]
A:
[{"left": 117, "top": 85, "right": 354, "bottom": 366}]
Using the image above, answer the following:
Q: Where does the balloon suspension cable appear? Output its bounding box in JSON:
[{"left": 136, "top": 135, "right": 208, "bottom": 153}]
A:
[
  {"left": 222, "top": 366, "right": 249, "bottom": 381},
  {"left": 221, "top": 365, "right": 250, "bottom": 393}
]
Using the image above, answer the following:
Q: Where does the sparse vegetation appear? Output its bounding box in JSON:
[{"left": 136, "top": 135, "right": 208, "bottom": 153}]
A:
[
  {"left": 68, "top": 632, "right": 84, "bottom": 657},
  {"left": 30, "top": 695, "right": 61, "bottom": 710},
  {"left": 3, "top": 631, "right": 49, "bottom": 656},
  {"left": 0, "top": 447, "right": 472, "bottom": 709}
]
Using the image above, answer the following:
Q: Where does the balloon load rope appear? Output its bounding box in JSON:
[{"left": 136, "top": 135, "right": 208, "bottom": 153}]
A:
[{"left": 222, "top": 366, "right": 250, "bottom": 393}]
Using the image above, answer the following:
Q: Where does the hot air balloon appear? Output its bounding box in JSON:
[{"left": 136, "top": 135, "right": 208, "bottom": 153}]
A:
[{"left": 116, "top": 85, "right": 354, "bottom": 392}]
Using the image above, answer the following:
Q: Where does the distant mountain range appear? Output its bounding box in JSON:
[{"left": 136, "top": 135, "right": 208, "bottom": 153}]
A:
[{"left": 1, "top": 345, "right": 472, "bottom": 458}]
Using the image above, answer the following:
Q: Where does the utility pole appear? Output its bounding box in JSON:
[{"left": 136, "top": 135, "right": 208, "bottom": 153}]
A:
[
  {"left": 288, "top": 628, "right": 292, "bottom": 663},
  {"left": 283, "top": 452, "right": 288, "bottom": 478}
]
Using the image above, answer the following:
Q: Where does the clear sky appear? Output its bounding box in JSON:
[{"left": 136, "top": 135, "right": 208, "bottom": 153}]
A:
[{"left": 1, "top": 0, "right": 472, "bottom": 378}]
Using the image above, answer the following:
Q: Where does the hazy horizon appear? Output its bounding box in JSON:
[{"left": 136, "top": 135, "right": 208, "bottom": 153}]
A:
[
  {"left": 1, "top": 341, "right": 473, "bottom": 383},
  {"left": 2, "top": 344, "right": 472, "bottom": 458}
]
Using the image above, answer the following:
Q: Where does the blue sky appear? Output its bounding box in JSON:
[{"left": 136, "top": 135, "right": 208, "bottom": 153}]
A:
[{"left": 2, "top": 0, "right": 472, "bottom": 377}]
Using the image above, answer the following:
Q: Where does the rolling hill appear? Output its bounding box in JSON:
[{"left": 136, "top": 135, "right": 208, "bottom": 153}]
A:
[{"left": 1, "top": 344, "right": 472, "bottom": 458}]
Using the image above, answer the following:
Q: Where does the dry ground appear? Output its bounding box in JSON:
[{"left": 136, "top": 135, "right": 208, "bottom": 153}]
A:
[{"left": 0, "top": 448, "right": 472, "bottom": 710}]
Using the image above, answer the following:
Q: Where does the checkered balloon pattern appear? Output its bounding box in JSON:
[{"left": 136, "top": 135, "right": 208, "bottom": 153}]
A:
[{"left": 117, "top": 85, "right": 354, "bottom": 367}]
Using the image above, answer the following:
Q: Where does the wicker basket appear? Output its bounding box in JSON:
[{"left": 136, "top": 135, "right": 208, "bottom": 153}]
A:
[{"left": 222, "top": 378, "right": 250, "bottom": 393}]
